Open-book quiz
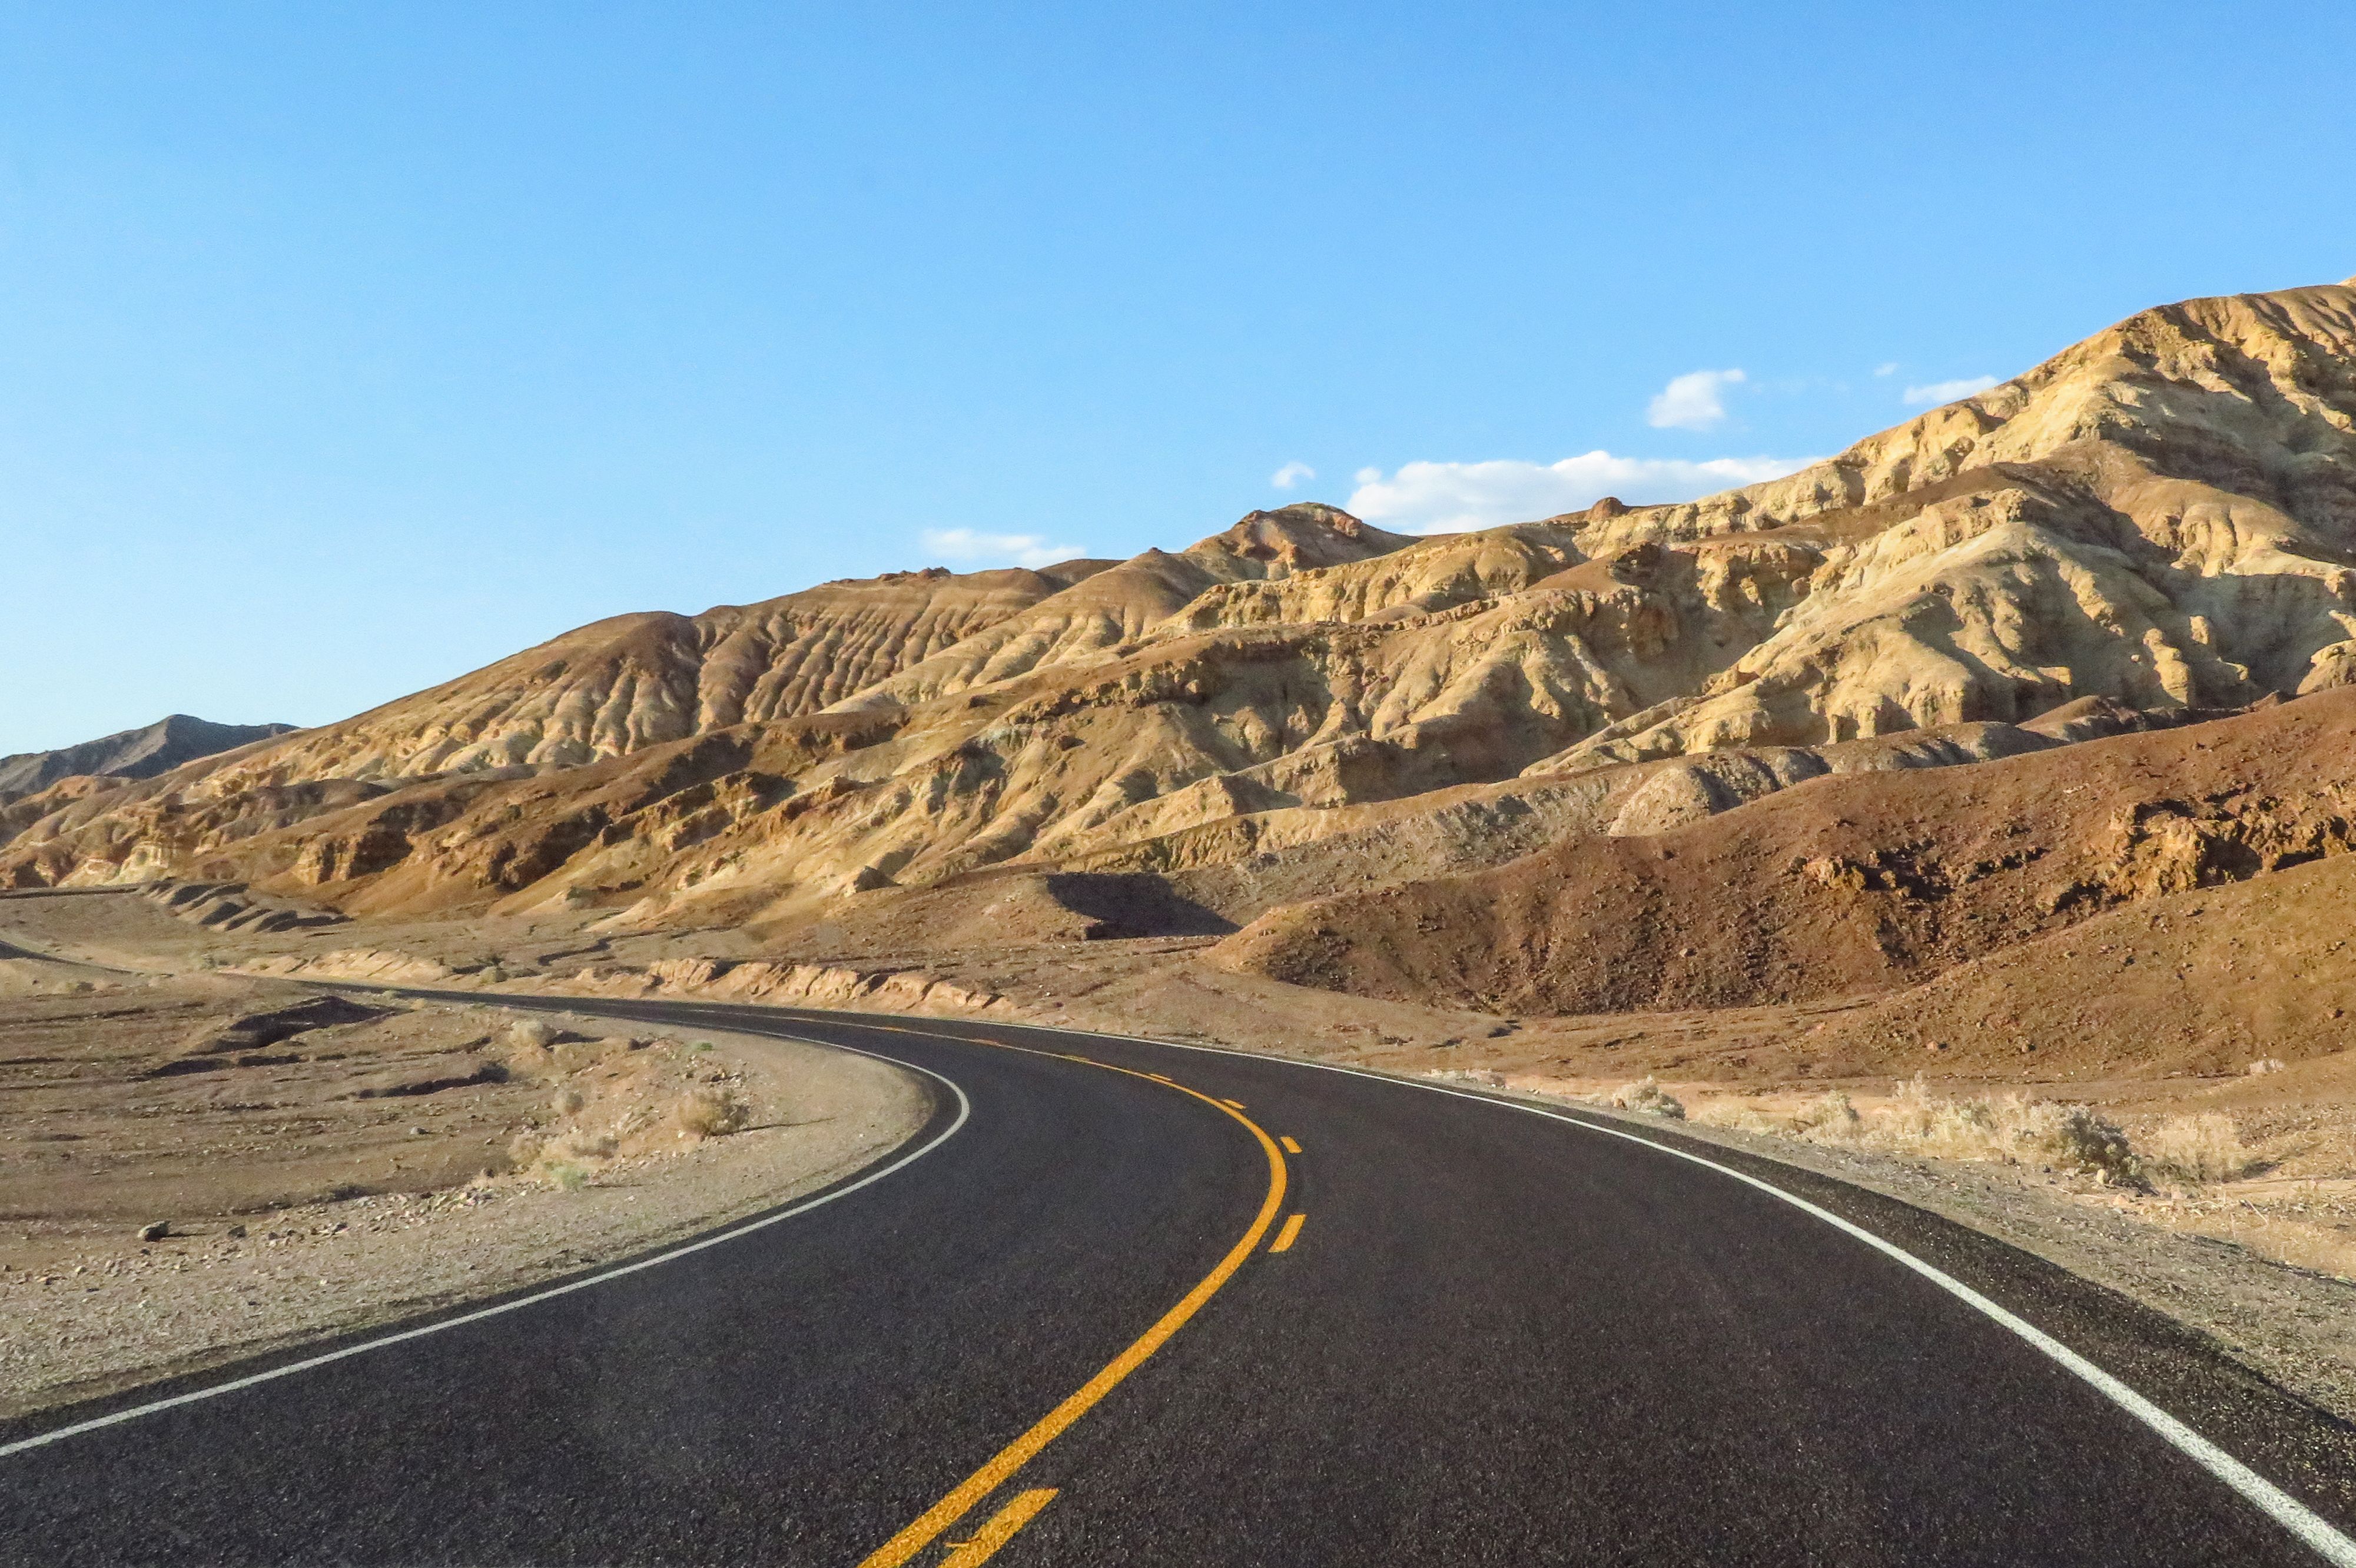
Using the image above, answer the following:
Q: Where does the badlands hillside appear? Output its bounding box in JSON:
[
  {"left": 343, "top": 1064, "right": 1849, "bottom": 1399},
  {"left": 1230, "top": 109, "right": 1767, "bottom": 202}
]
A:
[{"left": 3, "top": 278, "right": 2355, "bottom": 1044}]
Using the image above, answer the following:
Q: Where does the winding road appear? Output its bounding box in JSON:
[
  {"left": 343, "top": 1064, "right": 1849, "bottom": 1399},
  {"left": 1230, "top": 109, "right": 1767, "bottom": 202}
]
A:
[{"left": 6, "top": 999, "right": 2356, "bottom": 1566}]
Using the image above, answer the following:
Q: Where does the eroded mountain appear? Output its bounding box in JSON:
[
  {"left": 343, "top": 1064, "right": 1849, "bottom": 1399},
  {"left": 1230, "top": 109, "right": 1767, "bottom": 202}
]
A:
[{"left": 6, "top": 279, "right": 2354, "bottom": 1020}]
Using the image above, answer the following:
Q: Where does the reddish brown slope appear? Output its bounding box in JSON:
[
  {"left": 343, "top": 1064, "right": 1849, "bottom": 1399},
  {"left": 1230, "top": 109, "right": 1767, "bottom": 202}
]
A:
[{"left": 1213, "top": 689, "right": 2356, "bottom": 1015}]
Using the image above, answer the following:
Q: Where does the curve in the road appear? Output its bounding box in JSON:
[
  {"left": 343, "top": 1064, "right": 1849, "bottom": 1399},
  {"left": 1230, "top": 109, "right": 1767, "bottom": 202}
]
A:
[
  {"left": 961, "top": 1019, "right": 2356, "bottom": 1566},
  {"left": 6, "top": 996, "right": 2356, "bottom": 1567},
  {"left": 0, "top": 1031, "right": 975, "bottom": 1463},
  {"left": 858, "top": 1041, "right": 1290, "bottom": 1568}
]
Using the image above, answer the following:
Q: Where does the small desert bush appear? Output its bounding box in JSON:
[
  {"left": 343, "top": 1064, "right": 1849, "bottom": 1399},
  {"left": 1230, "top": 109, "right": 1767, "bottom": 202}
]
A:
[
  {"left": 530, "top": 1127, "right": 620, "bottom": 1183},
  {"left": 671, "top": 1086, "right": 751, "bottom": 1140},
  {"left": 1607, "top": 1078, "right": 1685, "bottom": 1119},
  {"left": 1794, "top": 1089, "right": 1862, "bottom": 1136},
  {"left": 1692, "top": 1079, "right": 2153, "bottom": 1186},
  {"left": 506, "top": 1018, "right": 559, "bottom": 1050},
  {"left": 2139, "top": 1113, "right": 2256, "bottom": 1185}
]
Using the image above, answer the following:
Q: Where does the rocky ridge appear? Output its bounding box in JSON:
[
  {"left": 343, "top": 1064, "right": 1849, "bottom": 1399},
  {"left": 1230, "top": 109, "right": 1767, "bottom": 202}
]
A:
[{"left": 4, "top": 280, "right": 2355, "bottom": 1033}]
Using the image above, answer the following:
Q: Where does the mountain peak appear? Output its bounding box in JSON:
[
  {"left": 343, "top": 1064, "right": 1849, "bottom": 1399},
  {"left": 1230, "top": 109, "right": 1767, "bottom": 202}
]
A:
[
  {"left": 0, "top": 716, "right": 295, "bottom": 797},
  {"left": 1187, "top": 504, "right": 1413, "bottom": 576}
]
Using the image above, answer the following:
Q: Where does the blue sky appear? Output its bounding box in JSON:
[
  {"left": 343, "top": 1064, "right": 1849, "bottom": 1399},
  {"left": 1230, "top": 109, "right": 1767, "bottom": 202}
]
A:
[{"left": 5, "top": 3, "right": 2354, "bottom": 753}]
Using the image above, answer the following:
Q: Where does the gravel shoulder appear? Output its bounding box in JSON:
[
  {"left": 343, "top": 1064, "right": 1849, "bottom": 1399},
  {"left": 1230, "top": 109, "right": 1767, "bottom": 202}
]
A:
[{"left": 1, "top": 1002, "right": 928, "bottom": 1421}]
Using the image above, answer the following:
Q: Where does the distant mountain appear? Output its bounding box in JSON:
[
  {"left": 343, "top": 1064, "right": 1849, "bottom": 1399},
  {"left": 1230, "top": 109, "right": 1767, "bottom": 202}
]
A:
[{"left": 0, "top": 716, "right": 296, "bottom": 797}]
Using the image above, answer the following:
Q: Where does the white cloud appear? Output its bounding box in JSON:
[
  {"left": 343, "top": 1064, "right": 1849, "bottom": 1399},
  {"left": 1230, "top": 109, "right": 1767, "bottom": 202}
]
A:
[
  {"left": 1874, "top": 361, "right": 1900, "bottom": 377},
  {"left": 1269, "top": 460, "right": 1316, "bottom": 490},
  {"left": 920, "top": 527, "right": 1081, "bottom": 570},
  {"left": 1345, "top": 451, "right": 1820, "bottom": 535},
  {"left": 1902, "top": 374, "right": 1999, "bottom": 406},
  {"left": 1646, "top": 368, "right": 1746, "bottom": 431}
]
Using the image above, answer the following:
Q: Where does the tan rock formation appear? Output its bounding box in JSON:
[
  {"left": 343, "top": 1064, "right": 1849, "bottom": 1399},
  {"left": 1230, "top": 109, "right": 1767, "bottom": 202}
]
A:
[{"left": 5, "top": 278, "right": 2354, "bottom": 999}]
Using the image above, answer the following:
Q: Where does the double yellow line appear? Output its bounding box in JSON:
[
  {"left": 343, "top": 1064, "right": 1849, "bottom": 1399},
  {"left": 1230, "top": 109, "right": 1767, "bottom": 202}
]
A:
[{"left": 854, "top": 1039, "right": 1294, "bottom": 1568}]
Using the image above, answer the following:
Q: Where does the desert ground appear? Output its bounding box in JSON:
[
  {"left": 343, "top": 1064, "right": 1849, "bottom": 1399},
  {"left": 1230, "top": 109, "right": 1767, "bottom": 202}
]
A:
[{"left": 0, "top": 888, "right": 926, "bottom": 1418}]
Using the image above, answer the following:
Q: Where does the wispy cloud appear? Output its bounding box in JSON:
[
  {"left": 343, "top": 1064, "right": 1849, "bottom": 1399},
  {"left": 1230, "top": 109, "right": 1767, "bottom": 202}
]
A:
[
  {"left": 1902, "top": 374, "right": 1999, "bottom": 406},
  {"left": 1269, "top": 460, "right": 1316, "bottom": 490},
  {"left": 920, "top": 527, "right": 1081, "bottom": 570},
  {"left": 1647, "top": 368, "right": 1746, "bottom": 431},
  {"left": 1874, "top": 361, "right": 1900, "bottom": 377},
  {"left": 1345, "top": 452, "right": 1819, "bottom": 535}
]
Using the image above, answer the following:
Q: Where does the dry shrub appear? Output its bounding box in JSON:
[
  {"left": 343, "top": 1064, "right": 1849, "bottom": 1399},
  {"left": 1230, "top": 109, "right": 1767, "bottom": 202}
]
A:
[
  {"left": 1693, "top": 1079, "right": 2151, "bottom": 1187},
  {"left": 1607, "top": 1078, "right": 1685, "bottom": 1119},
  {"left": 506, "top": 1018, "right": 558, "bottom": 1051},
  {"left": 1794, "top": 1090, "right": 1861, "bottom": 1136},
  {"left": 2139, "top": 1113, "right": 2256, "bottom": 1185},
  {"left": 518, "top": 1127, "right": 621, "bottom": 1188},
  {"left": 497, "top": 1030, "right": 754, "bottom": 1186},
  {"left": 670, "top": 1086, "right": 751, "bottom": 1141}
]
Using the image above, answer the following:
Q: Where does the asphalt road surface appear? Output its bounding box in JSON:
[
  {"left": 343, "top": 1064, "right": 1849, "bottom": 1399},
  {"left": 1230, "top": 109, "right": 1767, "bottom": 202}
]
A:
[{"left": 6, "top": 999, "right": 2356, "bottom": 1566}]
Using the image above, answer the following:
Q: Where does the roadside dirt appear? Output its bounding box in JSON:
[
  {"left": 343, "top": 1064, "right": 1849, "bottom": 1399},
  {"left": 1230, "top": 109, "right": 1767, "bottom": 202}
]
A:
[{"left": 0, "top": 892, "right": 928, "bottom": 1420}]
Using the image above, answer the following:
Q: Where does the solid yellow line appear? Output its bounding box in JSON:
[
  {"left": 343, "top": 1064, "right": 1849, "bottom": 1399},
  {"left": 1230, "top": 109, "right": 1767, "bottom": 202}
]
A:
[
  {"left": 1280, "top": 1136, "right": 1301, "bottom": 1155},
  {"left": 1269, "top": 1212, "right": 1306, "bottom": 1253},
  {"left": 938, "top": 1489, "right": 1057, "bottom": 1566},
  {"left": 1221, "top": 1098, "right": 1247, "bottom": 1109},
  {"left": 853, "top": 1038, "right": 1290, "bottom": 1568}
]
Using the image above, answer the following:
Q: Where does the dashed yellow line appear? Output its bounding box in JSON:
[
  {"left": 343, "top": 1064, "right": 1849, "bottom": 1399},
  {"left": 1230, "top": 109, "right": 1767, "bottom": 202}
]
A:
[
  {"left": 1221, "top": 1098, "right": 1247, "bottom": 1110},
  {"left": 1279, "top": 1136, "right": 1302, "bottom": 1155},
  {"left": 851, "top": 1033, "right": 1290, "bottom": 1568},
  {"left": 938, "top": 1489, "right": 1057, "bottom": 1566},
  {"left": 1269, "top": 1213, "right": 1306, "bottom": 1253}
]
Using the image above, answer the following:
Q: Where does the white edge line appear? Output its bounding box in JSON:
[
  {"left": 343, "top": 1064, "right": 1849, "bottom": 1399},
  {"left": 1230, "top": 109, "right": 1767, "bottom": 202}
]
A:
[
  {"left": 737, "top": 1005, "right": 2356, "bottom": 1567},
  {"left": 0, "top": 1028, "right": 971, "bottom": 1461}
]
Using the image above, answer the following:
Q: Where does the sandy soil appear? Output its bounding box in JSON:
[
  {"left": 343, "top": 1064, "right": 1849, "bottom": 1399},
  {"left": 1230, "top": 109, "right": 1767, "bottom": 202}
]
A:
[{"left": 0, "top": 892, "right": 929, "bottom": 1420}]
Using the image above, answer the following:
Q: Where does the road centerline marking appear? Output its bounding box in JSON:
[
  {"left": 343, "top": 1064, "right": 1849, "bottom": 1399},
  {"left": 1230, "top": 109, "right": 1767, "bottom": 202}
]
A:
[
  {"left": 955, "top": 1012, "right": 2356, "bottom": 1568},
  {"left": 852, "top": 1038, "right": 1289, "bottom": 1568},
  {"left": 1279, "top": 1136, "right": 1302, "bottom": 1154},
  {"left": 1269, "top": 1214, "right": 1306, "bottom": 1254},
  {"left": 938, "top": 1489, "right": 1056, "bottom": 1566}
]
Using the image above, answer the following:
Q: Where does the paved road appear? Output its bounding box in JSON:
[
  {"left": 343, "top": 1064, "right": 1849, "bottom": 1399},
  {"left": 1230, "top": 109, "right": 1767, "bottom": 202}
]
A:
[{"left": 5, "top": 999, "right": 2355, "bottom": 1566}]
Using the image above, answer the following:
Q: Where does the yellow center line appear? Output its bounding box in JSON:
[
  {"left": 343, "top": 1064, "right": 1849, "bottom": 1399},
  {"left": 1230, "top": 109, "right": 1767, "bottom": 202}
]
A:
[
  {"left": 938, "top": 1489, "right": 1058, "bottom": 1566},
  {"left": 848, "top": 1029, "right": 1290, "bottom": 1568},
  {"left": 1269, "top": 1213, "right": 1306, "bottom": 1254},
  {"left": 1220, "top": 1098, "right": 1247, "bottom": 1109},
  {"left": 1279, "top": 1136, "right": 1302, "bottom": 1155}
]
